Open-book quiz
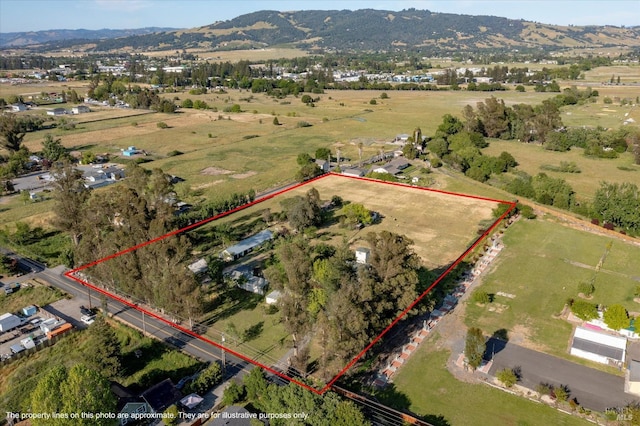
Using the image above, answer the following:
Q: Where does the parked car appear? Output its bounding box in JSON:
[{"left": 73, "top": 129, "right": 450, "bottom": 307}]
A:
[
  {"left": 79, "top": 306, "right": 95, "bottom": 316},
  {"left": 80, "top": 315, "right": 95, "bottom": 325}
]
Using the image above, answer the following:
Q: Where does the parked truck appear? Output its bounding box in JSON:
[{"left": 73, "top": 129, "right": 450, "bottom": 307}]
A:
[{"left": 0, "top": 313, "right": 22, "bottom": 332}]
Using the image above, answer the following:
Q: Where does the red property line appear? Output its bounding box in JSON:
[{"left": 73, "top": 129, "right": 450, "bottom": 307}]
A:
[{"left": 65, "top": 173, "right": 515, "bottom": 395}]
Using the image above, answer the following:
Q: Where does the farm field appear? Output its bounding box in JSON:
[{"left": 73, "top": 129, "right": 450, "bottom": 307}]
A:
[
  {"left": 482, "top": 139, "right": 639, "bottom": 201},
  {"left": 464, "top": 217, "right": 640, "bottom": 363},
  {"left": 378, "top": 343, "right": 591, "bottom": 426}
]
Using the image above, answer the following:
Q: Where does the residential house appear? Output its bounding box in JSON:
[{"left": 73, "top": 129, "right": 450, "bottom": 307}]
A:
[
  {"left": 220, "top": 229, "right": 273, "bottom": 262},
  {"left": 8, "top": 103, "right": 27, "bottom": 112},
  {"left": 110, "top": 382, "right": 150, "bottom": 426},
  {"left": 341, "top": 167, "right": 366, "bottom": 178},
  {"left": 71, "top": 105, "right": 90, "bottom": 114},
  {"left": 315, "top": 159, "right": 330, "bottom": 173},
  {"left": 372, "top": 157, "right": 409, "bottom": 175},
  {"left": 140, "top": 378, "right": 182, "bottom": 414},
  {"left": 228, "top": 267, "right": 269, "bottom": 295},
  {"left": 46, "top": 107, "right": 67, "bottom": 116}
]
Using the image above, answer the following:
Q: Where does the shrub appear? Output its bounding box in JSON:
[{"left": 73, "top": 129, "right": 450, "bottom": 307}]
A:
[
  {"left": 496, "top": 368, "right": 518, "bottom": 388},
  {"left": 223, "top": 104, "right": 242, "bottom": 113},
  {"left": 570, "top": 299, "right": 598, "bottom": 321},
  {"left": 186, "top": 362, "right": 223, "bottom": 394},
  {"left": 603, "top": 97, "right": 613, "bottom": 104},
  {"left": 552, "top": 385, "right": 569, "bottom": 402},
  {"left": 515, "top": 85, "right": 525, "bottom": 92},
  {"left": 296, "top": 121, "right": 312, "bottom": 128},
  {"left": 380, "top": 92, "right": 389, "bottom": 99},
  {"left": 166, "top": 150, "right": 183, "bottom": 157},
  {"left": 369, "top": 99, "right": 377, "bottom": 105},
  {"left": 603, "top": 222, "right": 615, "bottom": 230},
  {"left": 578, "top": 281, "right": 595, "bottom": 296},
  {"left": 591, "top": 218, "right": 600, "bottom": 226},
  {"left": 157, "top": 121, "right": 168, "bottom": 129},
  {"left": 472, "top": 290, "right": 490, "bottom": 304},
  {"left": 430, "top": 157, "right": 443, "bottom": 168}
]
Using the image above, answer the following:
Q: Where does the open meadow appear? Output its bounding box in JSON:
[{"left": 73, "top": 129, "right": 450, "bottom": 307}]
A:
[
  {"left": 464, "top": 216, "right": 640, "bottom": 365},
  {"left": 482, "top": 139, "right": 639, "bottom": 201}
]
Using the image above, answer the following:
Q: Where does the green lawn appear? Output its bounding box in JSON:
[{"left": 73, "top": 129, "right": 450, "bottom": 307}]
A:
[
  {"left": 378, "top": 344, "right": 591, "bottom": 426},
  {"left": 465, "top": 217, "right": 640, "bottom": 361},
  {"left": 0, "top": 282, "right": 67, "bottom": 314}
]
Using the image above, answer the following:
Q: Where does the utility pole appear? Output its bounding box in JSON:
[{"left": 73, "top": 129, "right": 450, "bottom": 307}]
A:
[{"left": 221, "top": 333, "right": 226, "bottom": 373}]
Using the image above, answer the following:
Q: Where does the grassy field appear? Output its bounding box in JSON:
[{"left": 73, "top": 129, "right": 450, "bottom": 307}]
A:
[
  {"left": 482, "top": 139, "right": 639, "bottom": 201},
  {"left": 202, "top": 174, "right": 499, "bottom": 269},
  {"left": 378, "top": 342, "right": 591, "bottom": 426},
  {"left": 464, "top": 217, "right": 640, "bottom": 362},
  {"left": 0, "top": 280, "right": 67, "bottom": 313}
]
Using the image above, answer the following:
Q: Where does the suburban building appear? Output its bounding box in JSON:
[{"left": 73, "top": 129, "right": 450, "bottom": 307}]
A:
[
  {"left": 140, "top": 378, "right": 182, "bottom": 414},
  {"left": 71, "top": 105, "right": 90, "bottom": 114},
  {"left": 220, "top": 229, "right": 274, "bottom": 261},
  {"left": 315, "top": 159, "right": 330, "bottom": 173},
  {"left": 228, "top": 268, "right": 269, "bottom": 295},
  {"left": 8, "top": 103, "right": 27, "bottom": 112},
  {"left": 46, "top": 107, "right": 67, "bottom": 116},
  {"left": 373, "top": 157, "right": 410, "bottom": 175},
  {"left": 341, "top": 167, "right": 366, "bottom": 178},
  {"left": 570, "top": 326, "right": 627, "bottom": 366}
]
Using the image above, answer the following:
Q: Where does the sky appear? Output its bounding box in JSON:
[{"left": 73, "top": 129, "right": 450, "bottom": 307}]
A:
[{"left": 0, "top": 0, "right": 638, "bottom": 33}]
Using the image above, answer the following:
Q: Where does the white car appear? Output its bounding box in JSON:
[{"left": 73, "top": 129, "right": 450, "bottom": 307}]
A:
[{"left": 80, "top": 315, "right": 96, "bottom": 325}]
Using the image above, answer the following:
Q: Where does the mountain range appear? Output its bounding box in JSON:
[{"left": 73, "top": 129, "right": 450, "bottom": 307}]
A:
[{"left": 2, "top": 9, "right": 640, "bottom": 53}]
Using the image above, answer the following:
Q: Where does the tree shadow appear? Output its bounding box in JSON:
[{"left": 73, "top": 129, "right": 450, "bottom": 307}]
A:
[{"left": 242, "top": 321, "right": 264, "bottom": 342}]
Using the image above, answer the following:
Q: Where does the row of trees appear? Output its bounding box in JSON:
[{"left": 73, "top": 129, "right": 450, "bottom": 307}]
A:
[{"left": 51, "top": 162, "right": 203, "bottom": 321}]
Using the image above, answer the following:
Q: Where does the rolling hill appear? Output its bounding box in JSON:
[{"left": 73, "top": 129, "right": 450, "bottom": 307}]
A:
[{"left": 3, "top": 9, "right": 640, "bottom": 54}]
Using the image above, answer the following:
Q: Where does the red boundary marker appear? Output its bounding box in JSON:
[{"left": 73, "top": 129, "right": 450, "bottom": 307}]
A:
[{"left": 64, "top": 172, "right": 516, "bottom": 395}]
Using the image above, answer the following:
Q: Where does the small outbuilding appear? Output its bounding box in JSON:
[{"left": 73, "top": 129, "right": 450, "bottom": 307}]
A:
[
  {"left": 265, "top": 290, "right": 282, "bottom": 305},
  {"left": 355, "top": 247, "right": 370, "bottom": 265},
  {"left": 570, "top": 326, "right": 626, "bottom": 365}
]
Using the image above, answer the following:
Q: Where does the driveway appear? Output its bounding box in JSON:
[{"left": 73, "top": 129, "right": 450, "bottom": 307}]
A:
[{"left": 486, "top": 338, "right": 639, "bottom": 411}]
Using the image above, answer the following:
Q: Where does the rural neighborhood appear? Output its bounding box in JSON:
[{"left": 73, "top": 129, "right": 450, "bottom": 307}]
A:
[{"left": 1, "top": 2, "right": 640, "bottom": 426}]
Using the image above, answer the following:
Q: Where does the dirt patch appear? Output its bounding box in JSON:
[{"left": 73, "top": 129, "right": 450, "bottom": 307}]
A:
[
  {"left": 487, "top": 303, "right": 509, "bottom": 314},
  {"left": 509, "top": 323, "right": 547, "bottom": 351},
  {"left": 231, "top": 171, "right": 257, "bottom": 179},
  {"left": 193, "top": 180, "right": 224, "bottom": 190},
  {"left": 201, "top": 167, "right": 234, "bottom": 175}
]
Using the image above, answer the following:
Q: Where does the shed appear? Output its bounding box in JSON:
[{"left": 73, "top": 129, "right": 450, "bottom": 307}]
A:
[
  {"left": 266, "top": 290, "right": 282, "bottom": 305},
  {"left": 188, "top": 258, "right": 208, "bottom": 275},
  {"left": 21, "top": 336, "right": 36, "bottom": 349},
  {"left": 22, "top": 305, "right": 37, "bottom": 316},
  {"left": 355, "top": 247, "right": 370, "bottom": 265},
  {"left": 570, "top": 326, "right": 626, "bottom": 365}
]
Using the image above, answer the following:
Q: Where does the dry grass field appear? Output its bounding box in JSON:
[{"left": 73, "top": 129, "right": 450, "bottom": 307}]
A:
[{"left": 212, "top": 174, "right": 499, "bottom": 269}]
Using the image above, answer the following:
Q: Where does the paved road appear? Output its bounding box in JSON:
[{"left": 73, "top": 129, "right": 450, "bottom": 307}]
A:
[
  {"left": 486, "top": 338, "right": 639, "bottom": 411},
  {"left": 10, "top": 261, "right": 253, "bottom": 383}
]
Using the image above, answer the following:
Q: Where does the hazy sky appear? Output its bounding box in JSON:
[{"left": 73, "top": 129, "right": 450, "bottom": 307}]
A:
[{"left": 1, "top": 0, "right": 638, "bottom": 33}]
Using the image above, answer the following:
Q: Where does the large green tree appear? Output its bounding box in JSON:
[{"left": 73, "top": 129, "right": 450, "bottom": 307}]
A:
[
  {"left": 51, "top": 161, "right": 90, "bottom": 246},
  {"left": 41, "top": 134, "right": 68, "bottom": 162},
  {"left": 604, "top": 304, "right": 630, "bottom": 331},
  {"left": 83, "top": 316, "right": 122, "bottom": 379},
  {"left": 30, "top": 365, "right": 117, "bottom": 426},
  {"left": 465, "top": 327, "right": 486, "bottom": 370},
  {"left": 0, "top": 113, "right": 28, "bottom": 153}
]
